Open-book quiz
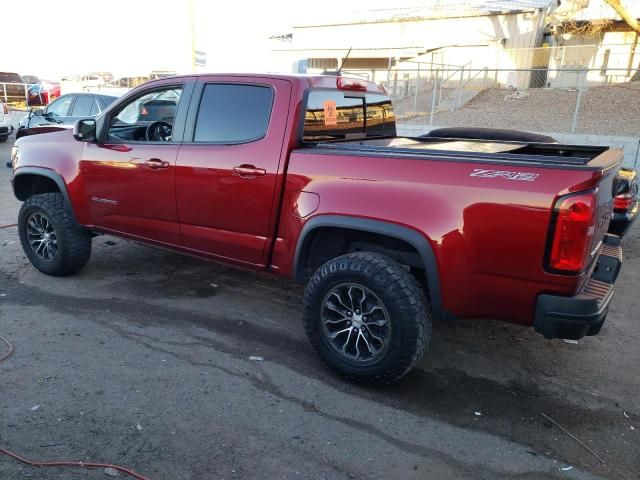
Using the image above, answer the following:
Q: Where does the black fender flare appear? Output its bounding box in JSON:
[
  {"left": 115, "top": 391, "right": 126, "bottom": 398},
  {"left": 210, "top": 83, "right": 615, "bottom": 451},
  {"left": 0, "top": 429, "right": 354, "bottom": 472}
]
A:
[
  {"left": 12, "top": 167, "right": 77, "bottom": 221},
  {"left": 294, "top": 215, "right": 443, "bottom": 317}
]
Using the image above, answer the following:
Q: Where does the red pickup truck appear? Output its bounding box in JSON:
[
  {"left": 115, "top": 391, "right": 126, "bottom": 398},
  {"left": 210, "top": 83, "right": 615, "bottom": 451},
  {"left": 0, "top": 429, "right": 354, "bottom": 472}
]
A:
[{"left": 10, "top": 74, "right": 624, "bottom": 384}]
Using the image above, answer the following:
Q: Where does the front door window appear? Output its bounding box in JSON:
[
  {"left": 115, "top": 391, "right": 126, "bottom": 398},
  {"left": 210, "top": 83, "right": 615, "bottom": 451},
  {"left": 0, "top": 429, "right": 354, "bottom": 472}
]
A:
[{"left": 107, "top": 87, "right": 183, "bottom": 143}]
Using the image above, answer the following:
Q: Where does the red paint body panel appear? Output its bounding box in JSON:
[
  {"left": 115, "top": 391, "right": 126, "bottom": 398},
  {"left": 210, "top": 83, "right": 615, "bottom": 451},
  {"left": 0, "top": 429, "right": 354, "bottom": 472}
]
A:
[
  {"left": 11, "top": 73, "right": 622, "bottom": 328},
  {"left": 175, "top": 77, "right": 293, "bottom": 265},
  {"left": 80, "top": 142, "right": 181, "bottom": 244},
  {"left": 271, "top": 152, "right": 616, "bottom": 324}
]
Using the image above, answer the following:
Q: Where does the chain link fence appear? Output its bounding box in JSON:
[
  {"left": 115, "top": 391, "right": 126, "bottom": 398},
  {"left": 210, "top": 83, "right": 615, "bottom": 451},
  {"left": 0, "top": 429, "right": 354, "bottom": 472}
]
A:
[
  {"left": 338, "top": 42, "right": 640, "bottom": 136},
  {"left": 342, "top": 65, "right": 640, "bottom": 135},
  {"left": 343, "top": 54, "right": 640, "bottom": 166}
]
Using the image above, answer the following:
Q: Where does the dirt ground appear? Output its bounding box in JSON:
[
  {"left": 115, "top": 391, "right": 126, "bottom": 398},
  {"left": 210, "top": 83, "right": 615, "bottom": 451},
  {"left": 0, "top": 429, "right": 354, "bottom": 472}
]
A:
[
  {"left": 402, "top": 84, "right": 640, "bottom": 136},
  {"left": 0, "top": 134, "right": 638, "bottom": 480}
]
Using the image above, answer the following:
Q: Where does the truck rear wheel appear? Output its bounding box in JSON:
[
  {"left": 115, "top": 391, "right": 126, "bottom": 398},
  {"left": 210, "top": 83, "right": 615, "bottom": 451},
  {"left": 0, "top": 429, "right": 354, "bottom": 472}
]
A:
[
  {"left": 18, "top": 193, "right": 92, "bottom": 276},
  {"left": 303, "top": 252, "right": 430, "bottom": 385}
]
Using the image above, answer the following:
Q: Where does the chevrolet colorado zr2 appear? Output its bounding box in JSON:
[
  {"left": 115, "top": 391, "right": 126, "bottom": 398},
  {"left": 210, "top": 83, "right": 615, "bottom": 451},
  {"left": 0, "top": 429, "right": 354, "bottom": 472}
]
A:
[{"left": 10, "top": 74, "right": 625, "bottom": 384}]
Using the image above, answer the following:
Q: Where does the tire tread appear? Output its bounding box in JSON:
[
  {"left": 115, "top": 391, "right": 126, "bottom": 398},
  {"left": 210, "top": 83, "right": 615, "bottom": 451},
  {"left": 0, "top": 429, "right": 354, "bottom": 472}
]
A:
[
  {"left": 303, "top": 252, "right": 431, "bottom": 386},
  {"left": 18, "top": 193, "right": 91, "bottom": 276}
]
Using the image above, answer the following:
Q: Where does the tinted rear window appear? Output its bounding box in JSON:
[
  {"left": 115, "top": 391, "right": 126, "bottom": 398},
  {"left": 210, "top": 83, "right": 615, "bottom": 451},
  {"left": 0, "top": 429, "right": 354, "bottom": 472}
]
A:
[
  {"left": 303, "top": 90, "right": 395, "bottom": 142},
  {"left": 193, "top": 84, "right": 273, "bottom": 143}
]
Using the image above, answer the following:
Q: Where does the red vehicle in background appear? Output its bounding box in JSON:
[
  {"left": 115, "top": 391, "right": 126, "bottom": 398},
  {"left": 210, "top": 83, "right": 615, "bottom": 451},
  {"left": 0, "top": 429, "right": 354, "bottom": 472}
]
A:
[
  {"left": 10, "top": 73, "right": 625, "bottom": 384},
  {"left": 26, "top": 81, "right": 61, "bottom": 107}
]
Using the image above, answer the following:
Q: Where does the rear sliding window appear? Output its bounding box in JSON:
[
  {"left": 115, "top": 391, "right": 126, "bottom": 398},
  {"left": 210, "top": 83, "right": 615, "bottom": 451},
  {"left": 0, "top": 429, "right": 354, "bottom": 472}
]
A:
[{"left": 303, "top": 90, "right": 395, "bottom": 142}]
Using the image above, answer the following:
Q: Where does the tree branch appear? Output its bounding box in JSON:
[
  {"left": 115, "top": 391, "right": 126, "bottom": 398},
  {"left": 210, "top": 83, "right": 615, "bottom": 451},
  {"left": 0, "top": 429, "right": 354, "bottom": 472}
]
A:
[{"left": 604, "top": 0, "right": 640, "bottom": 35}]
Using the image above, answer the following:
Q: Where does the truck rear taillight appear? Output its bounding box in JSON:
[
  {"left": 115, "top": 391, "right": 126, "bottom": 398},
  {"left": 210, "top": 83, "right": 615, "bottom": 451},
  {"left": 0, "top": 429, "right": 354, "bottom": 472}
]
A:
[
  {"left": 614, "top": 193, "right": 634, "bottom": 212},
  {"left": 548, "top": 191, "right": 597, "bottom": 273}
]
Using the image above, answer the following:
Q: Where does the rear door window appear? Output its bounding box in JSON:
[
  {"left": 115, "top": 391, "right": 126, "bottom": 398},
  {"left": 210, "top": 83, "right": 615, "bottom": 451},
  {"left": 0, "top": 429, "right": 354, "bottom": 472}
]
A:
[
  {"left": 89, "top": 99, "right": 100, "bottom": 115},
  {"left": 193, "top": 84, "right": 273, "bottom": 143},
  {"left": 71, "top": 96, "right": 94, "bottom": 117}
]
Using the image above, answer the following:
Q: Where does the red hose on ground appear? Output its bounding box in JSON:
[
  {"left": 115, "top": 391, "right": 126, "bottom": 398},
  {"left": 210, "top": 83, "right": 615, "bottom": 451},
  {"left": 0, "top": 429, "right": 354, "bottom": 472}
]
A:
[
  {"left": 0, "top": 223, "right": 17, "bottom": 229},
  {"left": 0, "top": 336, "right": 152, "bottom": 480},
  {"left": 0, "top": 447, "right": 151, "bottom": 480}
]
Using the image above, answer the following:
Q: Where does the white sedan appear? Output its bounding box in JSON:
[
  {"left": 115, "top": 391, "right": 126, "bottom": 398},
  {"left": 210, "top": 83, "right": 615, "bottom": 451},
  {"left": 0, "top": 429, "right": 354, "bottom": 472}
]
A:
[{"left": 0, "top": 100, "right": 15, "bottom": 143}]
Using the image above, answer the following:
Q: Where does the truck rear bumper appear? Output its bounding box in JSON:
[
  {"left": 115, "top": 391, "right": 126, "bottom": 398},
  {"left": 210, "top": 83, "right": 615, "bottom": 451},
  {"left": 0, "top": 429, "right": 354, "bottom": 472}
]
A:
[{"left": 534, "top": 235, "right": 622, "bottom": 340}]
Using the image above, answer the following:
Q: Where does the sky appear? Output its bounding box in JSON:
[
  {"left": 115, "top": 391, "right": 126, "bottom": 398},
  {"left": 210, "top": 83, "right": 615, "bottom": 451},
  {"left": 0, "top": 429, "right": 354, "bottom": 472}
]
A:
[
  {"left": 3, "top": 0, "right": 593, "bottom": 80},
  {"left": 1, "top": 0, "right": 377, "bottom": 79},
  {"left": 3, "top": 0, "right": 546, "bottom": 79}
]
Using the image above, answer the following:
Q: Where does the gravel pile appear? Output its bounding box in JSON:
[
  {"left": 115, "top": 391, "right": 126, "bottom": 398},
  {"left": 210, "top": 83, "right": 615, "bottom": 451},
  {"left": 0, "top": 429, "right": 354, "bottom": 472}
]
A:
[{"left": 401, "top": 84, "right": 640, "bottom": 136}]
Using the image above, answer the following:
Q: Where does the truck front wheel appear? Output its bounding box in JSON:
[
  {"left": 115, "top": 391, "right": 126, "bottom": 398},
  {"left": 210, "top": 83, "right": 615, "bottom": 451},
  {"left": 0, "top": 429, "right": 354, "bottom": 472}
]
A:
[
  {"left": 303, "top": 252, "right": 430, "bottom": 385},
  {"left": 18, "top": 193, "right": 92, "bottom": 276}
]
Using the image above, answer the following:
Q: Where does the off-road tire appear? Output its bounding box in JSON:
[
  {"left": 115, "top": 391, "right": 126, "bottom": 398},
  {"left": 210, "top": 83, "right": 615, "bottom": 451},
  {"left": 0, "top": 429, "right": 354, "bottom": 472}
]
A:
[
  {"left": 303, "top": 252, "right": 431, "bottom": 385},
  {"left": 18, "top": 193, "right": 92, "bottom": 276}
]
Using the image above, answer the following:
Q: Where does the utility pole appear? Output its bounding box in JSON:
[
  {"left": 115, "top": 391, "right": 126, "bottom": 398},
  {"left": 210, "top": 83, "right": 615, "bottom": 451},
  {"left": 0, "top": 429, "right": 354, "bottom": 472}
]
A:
[{"left": 189, "top": 0, "right": 196, "bottom": 72}]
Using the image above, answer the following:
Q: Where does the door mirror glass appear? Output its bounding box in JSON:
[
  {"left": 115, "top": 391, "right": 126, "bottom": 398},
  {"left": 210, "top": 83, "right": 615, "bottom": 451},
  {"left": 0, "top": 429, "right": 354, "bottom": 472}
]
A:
[
  {"left": 73, "top": 118, "right": 97, "bottom": 142},
  {"left": 32, "top": 108, "right": 44, "bottom": 116}
]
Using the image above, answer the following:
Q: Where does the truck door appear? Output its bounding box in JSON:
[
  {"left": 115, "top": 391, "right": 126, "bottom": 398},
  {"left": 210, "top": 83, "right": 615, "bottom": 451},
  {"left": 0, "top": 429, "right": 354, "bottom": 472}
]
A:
[
  {"left": 175, "top": 78, "right": 292, "bottom": 266},
  {"left": 80, "top": 82, "right": 191, "bottom": 244}
]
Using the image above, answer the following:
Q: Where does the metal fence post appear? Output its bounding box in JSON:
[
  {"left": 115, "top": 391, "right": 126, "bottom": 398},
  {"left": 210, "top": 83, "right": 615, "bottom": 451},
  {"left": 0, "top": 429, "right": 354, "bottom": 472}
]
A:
[
  {"left": 2, "top": 84, "right": 6, "bottom": 103},
  {"left": 430, "top": 71, "right": 439, "bottom": 126},
  {"left": 456, "top": 66, "right": 465, "bottom": 109},
  {"left": 571, "top": 72, "right": 586, "bottom": 133},
  {"left": 413, "top": 62, "right": 421, "bottom": 113}
]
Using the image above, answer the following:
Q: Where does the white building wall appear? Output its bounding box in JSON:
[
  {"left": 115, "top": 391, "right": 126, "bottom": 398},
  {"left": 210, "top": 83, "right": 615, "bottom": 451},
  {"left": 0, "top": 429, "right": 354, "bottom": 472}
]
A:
[{"left": 289, "top": 10, "right": 544, "bottom": 64}]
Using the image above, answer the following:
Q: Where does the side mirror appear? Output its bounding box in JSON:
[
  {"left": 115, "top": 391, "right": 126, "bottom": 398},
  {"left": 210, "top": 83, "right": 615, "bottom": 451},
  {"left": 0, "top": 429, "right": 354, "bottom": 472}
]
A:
[
  {"left": 32, "top": 108, "right": 44, "bottom": 116},
  {"left": 73, "top": 119, "right": 97, "bottom": 142}
]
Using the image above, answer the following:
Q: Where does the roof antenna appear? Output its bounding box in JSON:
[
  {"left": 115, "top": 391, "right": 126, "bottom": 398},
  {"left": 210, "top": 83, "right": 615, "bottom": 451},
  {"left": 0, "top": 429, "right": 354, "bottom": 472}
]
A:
[{"left": 336, "top": 47, "right": 353, "bottom": 75}]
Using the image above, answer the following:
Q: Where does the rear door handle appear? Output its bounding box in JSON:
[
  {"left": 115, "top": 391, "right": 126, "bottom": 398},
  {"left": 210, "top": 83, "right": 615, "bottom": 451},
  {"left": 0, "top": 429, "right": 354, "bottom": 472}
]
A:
[
  {"left": 145, "top": 158, "right": 170, "bottom": 170},
  {"left": 233, "top": 164, "right": 266, "bottom": 177}
]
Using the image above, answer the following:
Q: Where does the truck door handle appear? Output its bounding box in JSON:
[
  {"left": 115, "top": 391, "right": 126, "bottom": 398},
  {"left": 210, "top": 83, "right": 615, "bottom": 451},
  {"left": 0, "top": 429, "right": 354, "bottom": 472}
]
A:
[
  {"left": 233, "top": 165, "right": 266, "bottom": 177},
  {"left": 145, "top": 158, "right": 170, "bottom": 170}
]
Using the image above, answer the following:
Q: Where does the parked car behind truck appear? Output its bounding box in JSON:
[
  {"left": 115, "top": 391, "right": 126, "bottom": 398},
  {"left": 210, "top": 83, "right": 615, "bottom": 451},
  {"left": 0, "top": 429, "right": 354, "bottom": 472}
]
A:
[
  {"left": 18, "top": 93, "right": 117, "bottom": 131},
  {"left": 10, "top": 74, "right": 624, "bottom": 384}
]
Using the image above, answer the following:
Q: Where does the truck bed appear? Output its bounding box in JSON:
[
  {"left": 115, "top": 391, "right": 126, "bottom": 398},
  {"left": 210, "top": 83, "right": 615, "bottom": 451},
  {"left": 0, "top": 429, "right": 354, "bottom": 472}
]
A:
[{"left": 307, "top": 136, "right": 619, "bottom": 170}]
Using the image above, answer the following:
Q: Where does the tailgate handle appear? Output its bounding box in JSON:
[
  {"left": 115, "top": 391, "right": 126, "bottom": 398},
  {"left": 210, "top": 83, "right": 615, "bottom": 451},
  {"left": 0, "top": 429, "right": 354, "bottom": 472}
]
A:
[{"left": 233, "top": 165, "right": 266, "bottom": 177}]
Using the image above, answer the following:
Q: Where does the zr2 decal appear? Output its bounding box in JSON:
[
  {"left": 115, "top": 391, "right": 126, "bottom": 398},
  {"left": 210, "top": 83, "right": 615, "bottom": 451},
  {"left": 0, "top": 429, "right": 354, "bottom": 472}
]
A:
[{"left": 470, "top": 169, "right": 539, "bottom": 182}]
